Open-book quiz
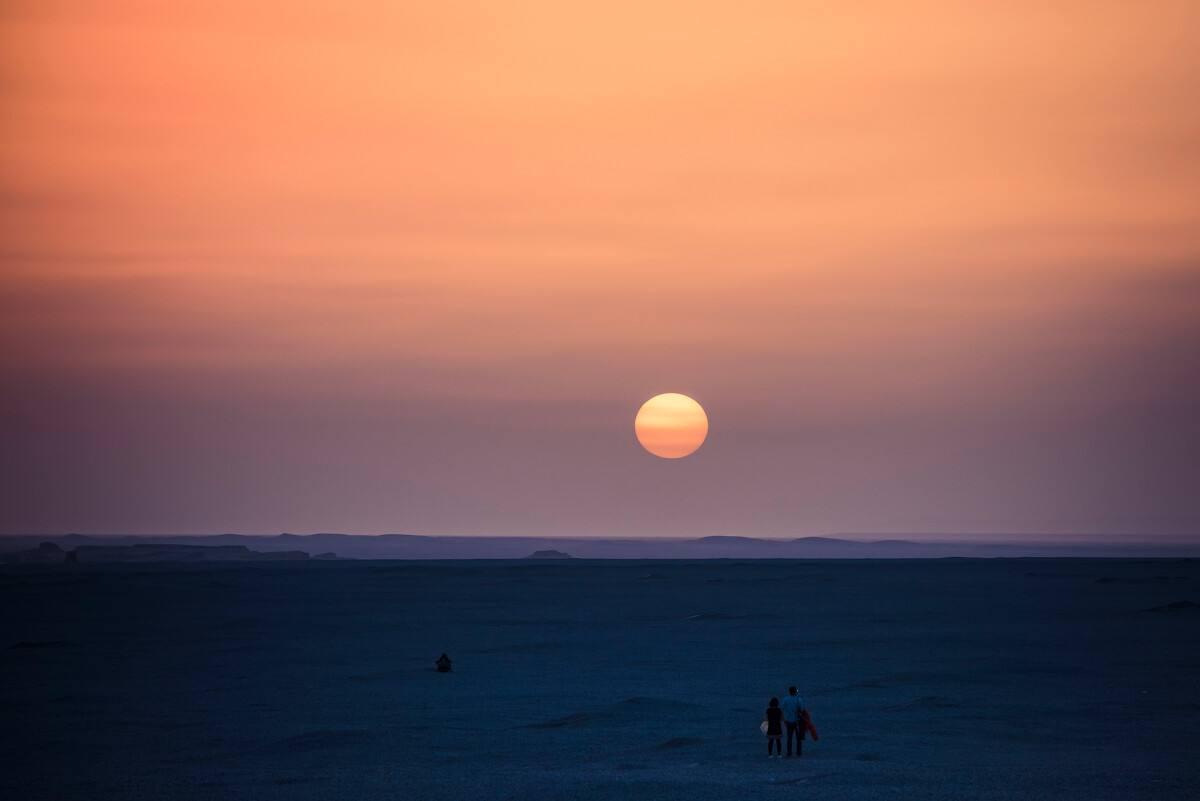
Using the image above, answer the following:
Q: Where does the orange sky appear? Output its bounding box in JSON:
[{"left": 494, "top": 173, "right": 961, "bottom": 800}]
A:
[{"left": 2, "top": 1, "right": 1198, "bottom": 536}]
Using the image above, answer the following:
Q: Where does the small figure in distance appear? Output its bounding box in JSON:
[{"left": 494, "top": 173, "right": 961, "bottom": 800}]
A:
[
  {"left": 435, "top": 653, "right": 452, "bottom": 673},
  {"left": 764, "top": 697, "right": 783, "bottom": 758},
  {"left": 780, "top": 685, "right": 806, "bottom": 757}
]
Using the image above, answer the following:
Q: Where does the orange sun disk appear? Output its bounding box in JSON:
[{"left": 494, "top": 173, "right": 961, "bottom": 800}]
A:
[{"left": 634, "top": 393, "right": 709, "bottom": 459}]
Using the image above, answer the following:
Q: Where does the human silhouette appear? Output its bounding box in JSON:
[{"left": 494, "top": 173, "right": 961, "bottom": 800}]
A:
[
  {"left": 780, "top": 685, "right": 806, "bottom": 756},
  {"left": 435, "top": 653, "right": 452, "bottom": 673},
  {"left": 764, "top": 697, "right": 783, "bottom": 757}
]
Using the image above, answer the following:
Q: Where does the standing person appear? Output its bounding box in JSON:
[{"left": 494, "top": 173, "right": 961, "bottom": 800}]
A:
[
  {"left": 765, "top": 697, "right": 783, "bottom": 758},
  {"left": 780, "top": 686, "right": 806, "bottom": 757}
]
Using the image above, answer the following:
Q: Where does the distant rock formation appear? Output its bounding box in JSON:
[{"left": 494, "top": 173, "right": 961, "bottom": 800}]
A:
[
  {"left": 2, "top": 542, "right": 310, "bottom": 564},
  {"left": 4, "top": 533, "right": 1198, "bottom": 560},
  {"left": 527, "top": 549, "right": 572, "bottom": 559},
  {"left": 1, "top": 542, "right": 69, "bottom": 564},
  {"left": 73, "top": 544, "right": 309, "bottom": 563}
]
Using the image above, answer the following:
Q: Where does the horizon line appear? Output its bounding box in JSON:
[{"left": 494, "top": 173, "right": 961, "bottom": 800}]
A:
[{"left": 2, "top": 531, "right": 1197, "bottom": 545}]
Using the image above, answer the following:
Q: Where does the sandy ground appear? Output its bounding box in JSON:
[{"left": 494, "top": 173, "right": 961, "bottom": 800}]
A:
[{"left": 2, "top": 559, "right": 1197, "bottom": 800}]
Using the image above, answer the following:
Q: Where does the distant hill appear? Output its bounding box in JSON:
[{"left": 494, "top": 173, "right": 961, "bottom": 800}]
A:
[
  {"left": 1, "top": 533, "right": 1196, "bottom": 560},
  {"left": 0, "top": 542, "right": 311, "bottom": 564},
  {"left": 527, "top": 549, "right": 572, "bottom": 559}
]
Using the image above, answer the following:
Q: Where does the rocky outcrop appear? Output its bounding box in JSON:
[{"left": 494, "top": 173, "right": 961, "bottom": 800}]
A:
[
  {"left": 1, "top": 542, "right": 310, "bottom": 563},
  {"left": 1, "top": 542, "right": 69, "bottom": 564},
  {"left": 526, "top": 549, "right": 572, "bottom": 559},
  {"left": 72, "top": 544, "right": 310, "bottom": 562}
]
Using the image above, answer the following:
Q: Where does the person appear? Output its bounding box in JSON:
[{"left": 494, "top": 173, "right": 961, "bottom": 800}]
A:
[
  {"left": 764, "top": 697, "right": 783, "bottom": 757},
  {"left": 780, "top": 686, "right": 806, "bottom": 757},
  {"left": 435, "top": 653, "right": 452, "bottom": 673}
]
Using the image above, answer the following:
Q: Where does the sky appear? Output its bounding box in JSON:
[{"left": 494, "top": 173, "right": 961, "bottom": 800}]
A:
[{"left": 1, "top": 1, "right": 1198, "bottom": 538}]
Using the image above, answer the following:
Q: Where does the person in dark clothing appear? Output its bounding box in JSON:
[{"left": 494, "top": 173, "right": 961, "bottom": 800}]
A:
[
  {"left": 780, "top": 686, "right": 806, "bottom": 757},
  {"left": 435, "top": 653, "right": 452, "bottom": 673},
  {"left": 765, "top": 697, "right": 783, "bottom": 757}
]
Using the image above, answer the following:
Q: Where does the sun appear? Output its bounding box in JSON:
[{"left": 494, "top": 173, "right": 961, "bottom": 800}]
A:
[{"left": 634, "top": 393, "right": 709, "bottom": 459}]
